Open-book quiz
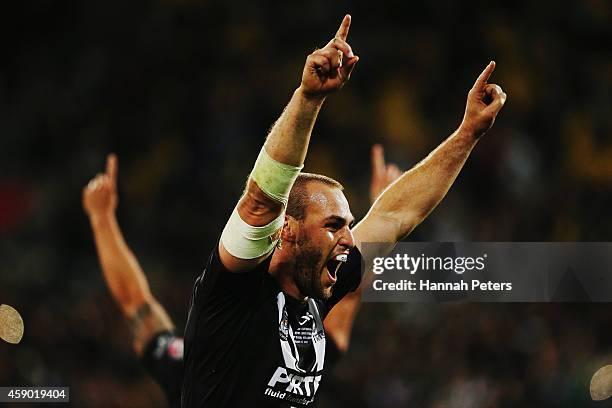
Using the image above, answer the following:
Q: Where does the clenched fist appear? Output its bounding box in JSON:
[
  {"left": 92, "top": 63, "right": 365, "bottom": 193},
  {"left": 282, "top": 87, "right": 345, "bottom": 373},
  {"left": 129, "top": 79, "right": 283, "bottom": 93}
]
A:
[
  {"left": 460, "top": 61, "right": 507, "bottom": 138},
  {"left": 83, "top": 154, "right": 118, "bottom": 218},
  {"left": 299, "top": 15, "right": 359, "bottom": 98}
]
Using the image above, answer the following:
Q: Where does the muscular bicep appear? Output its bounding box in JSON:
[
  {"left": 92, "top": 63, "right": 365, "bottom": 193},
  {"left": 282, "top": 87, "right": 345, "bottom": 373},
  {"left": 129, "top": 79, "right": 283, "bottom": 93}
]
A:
[
  {"left": 352, "top": 209, "right": 413, "bottom": 258},
  {"left": 219, "top": 179, "right": 284, "bottom": 273},
  {"left": 352, "top": 211, "right": 397, "bottom": 248},
  {"left": 238, "top": 179, "right": 284, "bottom": 226}
]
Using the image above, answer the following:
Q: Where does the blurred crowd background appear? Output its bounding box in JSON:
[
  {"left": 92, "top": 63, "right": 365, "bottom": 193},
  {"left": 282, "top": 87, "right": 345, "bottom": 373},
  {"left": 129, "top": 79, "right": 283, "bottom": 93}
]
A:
[{"left": 1, "top": 0, "right": 611, "bottom": 406}]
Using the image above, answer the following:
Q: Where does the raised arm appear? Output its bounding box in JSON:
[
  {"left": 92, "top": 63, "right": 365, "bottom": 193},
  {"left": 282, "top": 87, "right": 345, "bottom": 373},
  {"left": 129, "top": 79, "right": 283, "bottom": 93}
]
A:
[
  {"left": 324, "top": 145, "right": 401, "bottom": 352},
  {"left": 219, "top": 15, "right": 359, "bottom": 272},
  {"left": 353, "top": 61, "right": 507, "bottom": 248},
  {"left": 83, "top": 155, "right": 173, "bottom": 355}
]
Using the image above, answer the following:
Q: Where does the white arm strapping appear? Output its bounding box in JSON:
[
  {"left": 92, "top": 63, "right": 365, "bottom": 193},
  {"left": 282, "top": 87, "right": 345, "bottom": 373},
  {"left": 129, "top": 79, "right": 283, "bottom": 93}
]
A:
[
  {"left": 250, "top": 147, "right": 303, "bottom": 206},
  {"left": 220, "top": 207, "right": 284, "bottom": 260},
  {"left": 220, "top": 146, "right": 301, "bottom": 260}
]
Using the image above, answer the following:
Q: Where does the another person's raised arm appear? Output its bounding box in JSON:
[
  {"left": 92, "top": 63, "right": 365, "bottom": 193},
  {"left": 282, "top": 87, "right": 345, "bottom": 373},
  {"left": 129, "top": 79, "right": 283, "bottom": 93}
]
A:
[{"left": 83, "top": 154, "right": 174, "bottom": 355}]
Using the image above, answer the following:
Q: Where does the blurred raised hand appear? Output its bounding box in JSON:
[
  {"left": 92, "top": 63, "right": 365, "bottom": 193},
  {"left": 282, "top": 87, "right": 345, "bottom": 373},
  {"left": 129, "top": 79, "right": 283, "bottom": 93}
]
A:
[
  {"left": 370, "top": 144, "right": 402, "bottom": 203},
  {"left": 82, "top": 154, "right": 118, "bottom": 219},
  {"left": 82, "top": 153, "right": 174, "bottom": 356}
]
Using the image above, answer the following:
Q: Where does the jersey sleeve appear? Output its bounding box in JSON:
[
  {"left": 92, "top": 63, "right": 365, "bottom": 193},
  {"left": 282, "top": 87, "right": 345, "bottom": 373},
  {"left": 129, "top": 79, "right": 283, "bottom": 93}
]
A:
[
  {"left": 192, "top": 241, "right": 272, "bottom": 302},
  {"left": 185, "top": 241, "right": 272, "bottom": 322},
  {"left": 141, "top": 331, "right": 184, "bottom": 407}
]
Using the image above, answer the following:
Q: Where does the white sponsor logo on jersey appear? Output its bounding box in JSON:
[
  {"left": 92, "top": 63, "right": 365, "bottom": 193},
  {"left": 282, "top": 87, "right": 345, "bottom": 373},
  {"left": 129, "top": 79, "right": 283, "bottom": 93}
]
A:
[
  {"left": 299, "top": 312, "right": 314, "bottom": 326},
  {"left": 265, "top": 293, "right": 326, "bottom": 404}
]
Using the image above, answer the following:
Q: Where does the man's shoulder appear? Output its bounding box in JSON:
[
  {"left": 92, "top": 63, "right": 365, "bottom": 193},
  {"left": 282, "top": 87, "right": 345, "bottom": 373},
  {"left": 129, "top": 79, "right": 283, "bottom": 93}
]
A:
[
  {"left": 187, "top": 243, "right": 281, "bottom": 327},
  {"left": 197, "top": 243, "right": 273, "bottom": 290}
]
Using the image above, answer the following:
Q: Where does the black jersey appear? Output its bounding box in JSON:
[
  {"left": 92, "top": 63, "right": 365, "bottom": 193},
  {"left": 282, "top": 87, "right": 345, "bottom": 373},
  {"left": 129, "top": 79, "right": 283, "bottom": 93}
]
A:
[
  {"left": 140, "top": 331, "right": 343, "bottom": 408},
  {"left": 181, "top": 245, "right": 361, "bottom": 407},
  {"left": 141, "top": 331, "right": 184, "bottom": 408}
]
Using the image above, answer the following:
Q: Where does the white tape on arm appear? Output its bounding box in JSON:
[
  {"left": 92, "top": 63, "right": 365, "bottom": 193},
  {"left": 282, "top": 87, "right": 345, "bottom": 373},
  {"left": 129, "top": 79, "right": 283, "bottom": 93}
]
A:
[
  {"left": 221, "top": 146, "right": 300, "bottom": 260},
  {"left": 220, "top": 207, "right": 284, "bottom": 259},
  {"left": 250, "top": 147, "right": 303, "bottom": 206}
]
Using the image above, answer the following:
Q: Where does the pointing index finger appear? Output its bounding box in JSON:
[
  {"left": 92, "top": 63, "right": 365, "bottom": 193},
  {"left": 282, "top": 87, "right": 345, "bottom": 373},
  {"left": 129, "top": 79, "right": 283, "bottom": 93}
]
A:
[
  {"left": 106, "top": 153, "right": 118, "bottom": 183},
  {"left": 371, "top": 144, "right": 386, "bottom": 177},
  {"left": 472, "top": 61, "right": 496, "bottom": 91},
  {"left": 335, "top": 14, "right": 351, "bottom": 41}
]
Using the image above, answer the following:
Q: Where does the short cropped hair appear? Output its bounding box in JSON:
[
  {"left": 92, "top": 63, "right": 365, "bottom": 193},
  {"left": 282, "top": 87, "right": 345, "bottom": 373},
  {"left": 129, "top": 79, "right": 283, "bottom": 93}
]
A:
[{"left": 286, "top": 173, "right": 344, "bottom": 220}]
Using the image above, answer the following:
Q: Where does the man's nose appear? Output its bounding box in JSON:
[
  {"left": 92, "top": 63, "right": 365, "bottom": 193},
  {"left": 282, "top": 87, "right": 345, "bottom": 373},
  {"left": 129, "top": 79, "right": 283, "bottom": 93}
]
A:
[{"left": 339, "top": 226, "right": 355, "bottom": 249}]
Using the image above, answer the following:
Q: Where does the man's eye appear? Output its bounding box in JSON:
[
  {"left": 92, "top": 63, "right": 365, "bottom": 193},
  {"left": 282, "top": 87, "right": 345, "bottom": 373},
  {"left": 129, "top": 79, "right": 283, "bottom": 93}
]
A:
[{"left": 326, "top": 223, "right": 341, "bottom": 231}]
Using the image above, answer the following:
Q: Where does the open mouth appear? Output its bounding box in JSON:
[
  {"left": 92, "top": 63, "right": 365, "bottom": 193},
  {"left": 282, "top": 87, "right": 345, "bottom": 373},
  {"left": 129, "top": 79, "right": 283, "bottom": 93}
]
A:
[{"left": 326, "top": 254, "right": 349, "bottom": 280}]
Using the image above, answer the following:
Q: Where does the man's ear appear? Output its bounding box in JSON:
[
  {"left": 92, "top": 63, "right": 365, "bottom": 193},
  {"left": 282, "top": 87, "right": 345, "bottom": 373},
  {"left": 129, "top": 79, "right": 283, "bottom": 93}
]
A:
[{"left": 281, "top": 214, "right": 299, "bottom": 243}]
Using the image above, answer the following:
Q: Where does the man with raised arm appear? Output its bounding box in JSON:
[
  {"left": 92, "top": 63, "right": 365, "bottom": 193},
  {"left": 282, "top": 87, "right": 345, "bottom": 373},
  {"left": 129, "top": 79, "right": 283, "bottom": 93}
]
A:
[
  {"left": 82, "top": 155, "right": 183, "bottom": 406},
  {"left": 183, "top": 12, "right": 506, "bottom": 406},
  {"left": 81, "top": 149, "right": 396, "bottom": 407}
]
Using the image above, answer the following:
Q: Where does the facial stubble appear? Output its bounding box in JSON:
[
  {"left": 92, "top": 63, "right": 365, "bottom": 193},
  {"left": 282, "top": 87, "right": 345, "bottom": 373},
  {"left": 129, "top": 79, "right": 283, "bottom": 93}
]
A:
[{"left": 292, "top": 236, "right": 332, "bottom": 300}]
